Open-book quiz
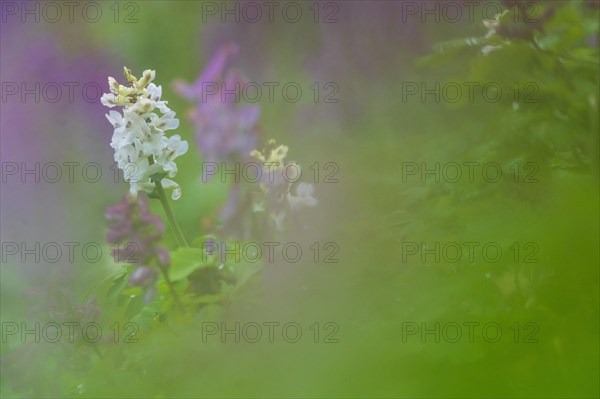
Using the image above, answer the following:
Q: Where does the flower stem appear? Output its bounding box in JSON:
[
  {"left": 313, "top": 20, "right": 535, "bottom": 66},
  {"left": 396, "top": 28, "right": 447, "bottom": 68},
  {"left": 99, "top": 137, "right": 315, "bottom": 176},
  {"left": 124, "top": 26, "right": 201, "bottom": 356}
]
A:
[
  {"left": 154, "top": 180, "right": 189, "bottom": 247},
  {"left": 146, "top": 157, "right": 188, "bottom": 313},
  {"left": 154, "top": 183, "right": 187, "bottom": 313},
  {"left": 158, "top": 263, "right": 185, "bottom": 313},
  {"left": 147, "top": 157, "right": 189, "bottom": 248}
]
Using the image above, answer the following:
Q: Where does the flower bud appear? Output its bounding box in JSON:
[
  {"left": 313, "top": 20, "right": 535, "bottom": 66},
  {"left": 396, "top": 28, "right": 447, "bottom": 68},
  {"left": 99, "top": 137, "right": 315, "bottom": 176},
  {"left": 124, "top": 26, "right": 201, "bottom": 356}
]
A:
[{"left": 156, "top": 248, "right": 170, "bottom": 268}]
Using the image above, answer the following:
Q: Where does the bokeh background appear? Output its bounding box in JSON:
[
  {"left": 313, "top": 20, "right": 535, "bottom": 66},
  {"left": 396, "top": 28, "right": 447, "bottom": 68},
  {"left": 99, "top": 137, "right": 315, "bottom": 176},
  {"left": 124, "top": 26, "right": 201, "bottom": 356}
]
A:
[{"left": 1, "top": 1, "right": 599, "bottom": 397}]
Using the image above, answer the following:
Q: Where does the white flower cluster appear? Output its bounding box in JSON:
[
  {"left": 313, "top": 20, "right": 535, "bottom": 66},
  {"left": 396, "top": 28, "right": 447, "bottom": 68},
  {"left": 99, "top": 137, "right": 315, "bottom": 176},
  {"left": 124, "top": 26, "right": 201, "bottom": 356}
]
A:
[
  {"left": 101, "top": 67, "right": 188, "bottom": 200},
  {"left": 251, "top": 140, "right": 318, "bottom": 231}
]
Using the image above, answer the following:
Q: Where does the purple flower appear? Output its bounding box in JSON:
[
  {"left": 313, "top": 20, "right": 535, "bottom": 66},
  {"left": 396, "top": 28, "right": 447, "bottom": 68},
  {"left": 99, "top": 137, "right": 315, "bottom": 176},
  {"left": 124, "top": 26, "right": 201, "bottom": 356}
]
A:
[
  {"left": 174, "top": 42, "right": 239, "bottom": 102},
  {"left": 174, "top": 42, "right": 260, "bottom": 171},
  {"left": 174, "top": 43, "right": 262, "bottom": 234},
  {"left": 105, "top": 195, "right": 165, "bottom": 264},
  {"left": 129, "top": 266, "right": 159, "bottom": 301},
  {"left": 129, "top": 266, "right": 157, "bottom": 286},
  {"left": 105, "top": 195, "right": 169, "bottom": 302}
]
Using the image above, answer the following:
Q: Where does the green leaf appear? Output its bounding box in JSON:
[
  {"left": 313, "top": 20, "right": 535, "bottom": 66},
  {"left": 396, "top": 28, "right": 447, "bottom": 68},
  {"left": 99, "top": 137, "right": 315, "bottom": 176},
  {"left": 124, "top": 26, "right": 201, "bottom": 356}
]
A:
[
  {"left": 124, "top": 294, "right": 145, "bottom": 319},
  {"left": 107, "top": 272, "right": 129, "bottom": 301},
  {"left": 168, "top": 247, "right": 212, "bottom": 281},
  {"left": 191, "top": 292, "right": 228, "bottom": 305},
  {"left": 84, "top": 266, "right": 128, "bottom": 301},
  {"left": 190, "top": 234, "right": 219, "bottom": 252}
]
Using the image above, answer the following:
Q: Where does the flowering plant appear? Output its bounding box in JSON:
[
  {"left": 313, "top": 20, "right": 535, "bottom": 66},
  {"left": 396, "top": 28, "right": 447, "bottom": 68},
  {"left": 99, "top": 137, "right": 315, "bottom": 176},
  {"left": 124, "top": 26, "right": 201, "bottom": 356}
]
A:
[
  {"left": 97, "top": 60, "right": 317, "bottom": 316},
  {"left": 250, "top": 139, "right": 318, "bottom": 232},
  {"left": 101, "top": 67, "right": 188, "bottom": 201}
]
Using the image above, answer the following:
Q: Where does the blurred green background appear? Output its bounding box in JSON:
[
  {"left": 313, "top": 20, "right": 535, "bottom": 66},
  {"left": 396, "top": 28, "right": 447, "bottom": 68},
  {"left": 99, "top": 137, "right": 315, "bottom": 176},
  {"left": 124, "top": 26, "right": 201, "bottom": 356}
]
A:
[{"left": 1, "top": 1, "right": 598, "bottom": 397}]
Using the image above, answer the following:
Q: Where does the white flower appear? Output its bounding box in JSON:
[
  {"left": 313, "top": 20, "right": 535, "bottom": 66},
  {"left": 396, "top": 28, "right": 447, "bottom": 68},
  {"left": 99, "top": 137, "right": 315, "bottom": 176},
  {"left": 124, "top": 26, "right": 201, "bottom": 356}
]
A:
[
  {"left": 288, "top": 183, "right": 318, "bottom": 212},
  {"left": 105, "top": 110, "right": 124, "bottom": 127},
  {"left": 150, "top": 110, "right": 180, "bottom": 132},
  {"left": 102, "top": 67, "right": 188, "bottom": 199},
  {"left": 161, "top": 178, "right": 182, "bottom": 200},
  {"left": 250, "top": 140, "right": 318, "bottom": 231},
  {"left": 250, "top": 139, "right": 289, "bottom": 169}
]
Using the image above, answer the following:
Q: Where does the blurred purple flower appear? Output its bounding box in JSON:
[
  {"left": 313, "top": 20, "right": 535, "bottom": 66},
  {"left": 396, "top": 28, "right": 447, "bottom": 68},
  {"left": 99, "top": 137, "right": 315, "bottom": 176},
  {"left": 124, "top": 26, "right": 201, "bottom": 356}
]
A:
[
  {"left": 191, "top": 95, "right": 261, "bottom": 167},
  {"left": 219, "top": 182, "right": 242, "bottom": 222},
  {"left": 0, "top": 20, "right": 122, "bottom": 331},
  {"left": 174, "top": 43, "right": 261, "bottom": 232},
  {"left": 105, "top": 194, "right": 165, "bottom": 263},
  {"left": 174, "top": 42, "right": 239, "bottom": 101},
  {"left": 105, "top": 195, "right": 168, "bottom": 302},
  {"left": 174, "top": 42, "right": 260, "bottom": 170},
  {"left": 1, "top": 23, "right": 118, "bottom": 246},
  {"left": 129, "top": 266, "right": 159, "bottom": 303}
]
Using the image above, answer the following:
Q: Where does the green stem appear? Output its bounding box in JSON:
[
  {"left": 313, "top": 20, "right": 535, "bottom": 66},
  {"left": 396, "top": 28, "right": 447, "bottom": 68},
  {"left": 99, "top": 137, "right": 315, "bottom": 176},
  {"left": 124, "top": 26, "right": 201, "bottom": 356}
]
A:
[
  {"left": 147, "top": 157, "right": 189, "bottom": 247},
  {"left": 146, "top": 157, "right": 188, "bottom": 313},
  {"left": 155, "top": 180, "right": 189, "bottom": 247},
  {"left": 158, "top": 263, "right": 185, "bottom": 313}
]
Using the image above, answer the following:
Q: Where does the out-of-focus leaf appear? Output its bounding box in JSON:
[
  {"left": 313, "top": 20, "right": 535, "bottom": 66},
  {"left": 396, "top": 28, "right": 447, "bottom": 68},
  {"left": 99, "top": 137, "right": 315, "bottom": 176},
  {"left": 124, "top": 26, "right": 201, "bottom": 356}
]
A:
[{"left": 168, "top": 247, "right": 212, "bottom": 281}]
